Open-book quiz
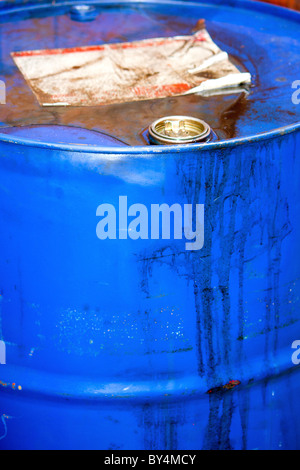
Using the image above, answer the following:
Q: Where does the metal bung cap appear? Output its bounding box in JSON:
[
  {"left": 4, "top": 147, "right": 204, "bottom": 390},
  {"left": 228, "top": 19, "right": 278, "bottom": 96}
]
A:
[
  {"left": 149, "top": 116, "right": 211, "bottom": 145},
  {"left": 70, "top": 5, "right": 98, "bottom": 22}
]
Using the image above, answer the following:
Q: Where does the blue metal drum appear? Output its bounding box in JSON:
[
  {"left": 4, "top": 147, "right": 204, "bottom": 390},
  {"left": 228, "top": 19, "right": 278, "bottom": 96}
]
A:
[{"left": 0, "top": 0, "right": 300, "bottom": 450}]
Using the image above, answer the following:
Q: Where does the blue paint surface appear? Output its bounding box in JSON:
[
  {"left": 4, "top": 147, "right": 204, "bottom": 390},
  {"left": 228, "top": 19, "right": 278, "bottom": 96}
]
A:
[{"left": 0, "top": 0, "right": 299, "bottom": 450}]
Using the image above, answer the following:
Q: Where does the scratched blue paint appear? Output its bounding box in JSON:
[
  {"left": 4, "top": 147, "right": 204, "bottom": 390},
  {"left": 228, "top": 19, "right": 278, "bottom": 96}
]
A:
[{"left": 0, "top": 0, "right": 300, "bottom": 450}]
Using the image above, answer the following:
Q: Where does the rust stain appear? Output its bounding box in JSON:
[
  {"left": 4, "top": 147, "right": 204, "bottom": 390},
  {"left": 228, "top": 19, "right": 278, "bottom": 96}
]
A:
[
  {"left": 207, "top": 380, "right": 241, "bottom": 395},
  {"left": 0, "top": 380, "right": 22, "bottom": 391},
  {"left": 257, "top": 0, "right": 300, "bottom": 11}
]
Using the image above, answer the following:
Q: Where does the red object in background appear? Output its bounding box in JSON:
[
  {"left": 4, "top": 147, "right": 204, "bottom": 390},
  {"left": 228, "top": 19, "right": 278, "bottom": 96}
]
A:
[
  {"left": 257, "top": 0, "right": 300, "bottom": 10},
  {"left": 0, "top": 0, "right": 298, "bottom": 10}
]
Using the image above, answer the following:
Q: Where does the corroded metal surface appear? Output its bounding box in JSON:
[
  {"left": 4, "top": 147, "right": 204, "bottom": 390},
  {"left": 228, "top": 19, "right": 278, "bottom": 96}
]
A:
[
  {"left": 258, "top": 0, "right": 300, "bottom": 11},
  {"left": 0, "top": 0, "right": 299, "bottom": 451},
  {"left": 0, "top": 1, "right": 299, "bottom": 144}
]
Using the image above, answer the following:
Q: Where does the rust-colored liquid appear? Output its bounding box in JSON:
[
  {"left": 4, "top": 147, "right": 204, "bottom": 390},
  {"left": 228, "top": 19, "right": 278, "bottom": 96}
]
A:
[{"left": 0, "top": 4, "right": 299, "bottom": 146}]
